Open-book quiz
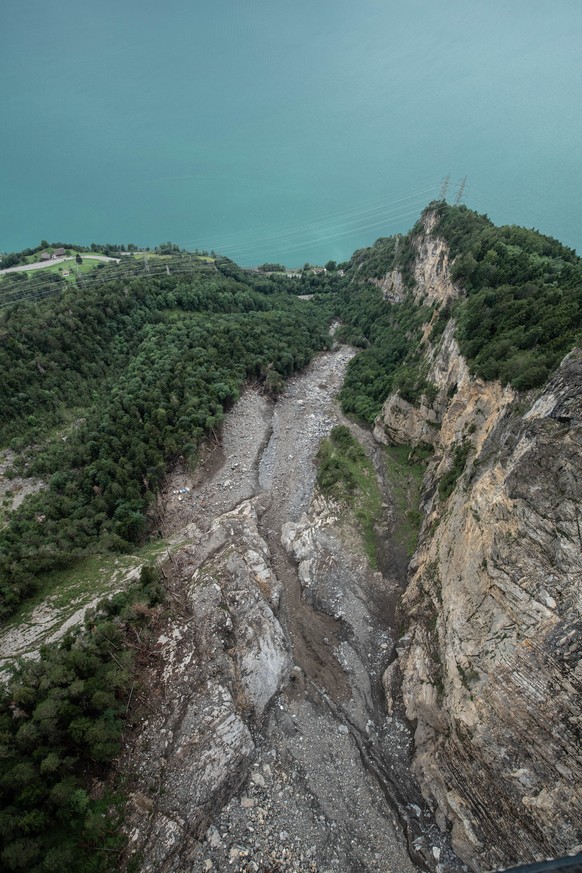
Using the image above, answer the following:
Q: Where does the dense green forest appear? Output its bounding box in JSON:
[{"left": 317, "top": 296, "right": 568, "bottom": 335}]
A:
[
  {"left": 0, "top": 249, "right": 302, "bottom": 311},
  {"left": 434, "top": 203, "right": 582, "bottom": 389},
  {"left": 0, "top": 262, "right": 330, "bottom": 619},
  {"left": 336, "top": 288, "right": 432, "bottom": 422},
  {"left": 0, "top": 567, "right": 164, "bottom": 872},
  {"left": 329, "top": 203, "right": 582, "bottom": 422},
  {"left": 0, "top": 256, "right": 332, "bottom": 868},
  {"left": 2, "top": 205, "right": 581, "bottom": 619}
]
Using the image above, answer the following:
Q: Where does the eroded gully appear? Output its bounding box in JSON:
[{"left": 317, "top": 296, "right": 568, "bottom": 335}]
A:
[{"left": 153, "top": 344, "right": 463, "bottom": 873}]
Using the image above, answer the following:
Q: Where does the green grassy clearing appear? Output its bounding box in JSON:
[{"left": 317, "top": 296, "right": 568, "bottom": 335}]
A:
[
  {"left": 0, "top": 252, "right": 214, "bottom": 285},
  {"left": 383, "top": 444, "right": 427, "bottom": 557},
  {"left": 129, "top": 251, "right": 170, "bottom": 261},
  {"left": 316, "top": 425, "right": 382, "bottom": 568},
  {"left": 41, "top": 258, "right": 104, "bottom": 280},
  {"left": 0, "top": 538, "right": 170, "bottom": 656},
  {"left": 0, "top": 257, "right": 107, "bottom": 284}
]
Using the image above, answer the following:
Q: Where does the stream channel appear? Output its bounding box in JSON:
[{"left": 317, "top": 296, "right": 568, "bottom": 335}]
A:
[{"left": 130, "top": 344, "right": 464, "bottom": 873}]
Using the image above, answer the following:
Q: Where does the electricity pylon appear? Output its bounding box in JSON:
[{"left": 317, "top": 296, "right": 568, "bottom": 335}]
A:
[
  {"left": 454, "top": 177, "right": 467, "bottom": 205},
  {"left": 440, "top": 174, "right": 451, "bottom": 201}
]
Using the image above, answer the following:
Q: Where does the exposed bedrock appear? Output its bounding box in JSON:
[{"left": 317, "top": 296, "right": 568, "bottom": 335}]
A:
[
  {"left": 124, "top": 501, "right": 291, "bottom": 871},
  {"left": 123, "top": 348, "right": 462, "bottom": 873},
  {"left": 374, "top": 215, "right": 582, "bottom": 871}
]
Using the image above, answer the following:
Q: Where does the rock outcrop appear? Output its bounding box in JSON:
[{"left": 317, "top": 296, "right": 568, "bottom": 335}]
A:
[
  {"left": 124, "top": 501, "right": 292, "bottom": 872},
  {"left": 411, "top": 210, "right": 460, "bottom": 308},
  {"left": 374, "top": 218, "right": 582, "bottom": 871},
  {"left": 371, "top": 269, "right": 406, "bottom": 303}
]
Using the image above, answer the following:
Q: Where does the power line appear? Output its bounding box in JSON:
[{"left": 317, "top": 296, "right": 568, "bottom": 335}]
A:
[
  {"left": 0, "top": 186, "right": 447, "bottom": 308},
  {"left": 169, "top": 180, "right": 443, "bottom": 251},
  {"left": 439, "top": 174, "right": 451, "bottom": 201},
  {"left": 454, "top": 176, "right": 467, "bottom": 205},
  {"left": 0, "top": 262, "right": 214, "bottom": 309},
  {"left": 220, "top": 205, "right": 429, "bottom": 262}
]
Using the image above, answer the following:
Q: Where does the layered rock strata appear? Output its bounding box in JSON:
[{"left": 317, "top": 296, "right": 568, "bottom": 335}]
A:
[{"left": 374, "top": 218, "right": 582, "bottom": 871}]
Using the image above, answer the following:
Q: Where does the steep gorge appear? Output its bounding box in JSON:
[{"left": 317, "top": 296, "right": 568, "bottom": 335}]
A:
[
  {"left": 374, "top": 214, "right": 582, "bottom": 871},
  {"left": 121, "top": 346, "right": 462, "bottom": 873}
]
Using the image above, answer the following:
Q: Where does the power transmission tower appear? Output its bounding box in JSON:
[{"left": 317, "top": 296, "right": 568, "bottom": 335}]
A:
[
  {"left": 440, "top": 174, "right": 451, "bottom": 201},
  {"left": 454, "top": 177, "right": 467, "bottom": 205}
]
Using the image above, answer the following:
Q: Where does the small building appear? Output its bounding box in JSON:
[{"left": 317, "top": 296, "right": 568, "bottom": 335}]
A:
[
  {"left": 53, "top": 247, "right": 66, "bottom": 257},
  {"left": 39, "top": 252, "right": 51, "bottom": 261}
]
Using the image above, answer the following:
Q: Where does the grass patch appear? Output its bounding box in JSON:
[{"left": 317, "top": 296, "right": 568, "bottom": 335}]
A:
[
  {"left": 383, "top": 444, "right": 428, "bottom": 557},
  {"left": 316, "top": 425, "right": 382, "bottom": 568},
  {"left": 57, "top": 258, "right": 106, "bottom": 278},
  {"left": 0, "top": 539, "right": 169, "bottom": 651},
  {"left": 0, "top": 257, "right": 108, "bottom": 284},
  {"left": 438, "top": 440, "right": 470, "bottom": 501},
  {"left": 129, "top": 252, "right": 170, "bottom": 261}
]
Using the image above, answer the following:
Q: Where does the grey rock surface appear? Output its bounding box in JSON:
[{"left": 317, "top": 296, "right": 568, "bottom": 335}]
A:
[
  {"left": 123, "top": 347, "right": 462, "bottom": 873},
  {"left": 374, "top": 216, "right": 582, "bottom": 871}
]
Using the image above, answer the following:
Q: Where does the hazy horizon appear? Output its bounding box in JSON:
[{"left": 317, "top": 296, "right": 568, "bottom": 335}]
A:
[{"left": 2, "top": 0, "right": 581, "bottom": 265}]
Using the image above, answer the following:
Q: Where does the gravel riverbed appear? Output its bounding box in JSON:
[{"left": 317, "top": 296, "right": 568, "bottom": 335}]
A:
[{"left": 151, "top": 345, "right": 464, "bottom": 873}]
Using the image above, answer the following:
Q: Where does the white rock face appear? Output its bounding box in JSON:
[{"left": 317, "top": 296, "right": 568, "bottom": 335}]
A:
[
  {"left": 412, "top": 212, "right": 460, "bottom": 307},
  {"left": 373, "top": 392, "right": 440, "bottom": 448},
  {"left": 370, "top": 268, "right": 406, "bottom": 303},
  {"left": 125, "top": 501, "right": 292, "bottom": 872},
  {"left": 399, "top": 351, "right": 582, "bottom": 871}
]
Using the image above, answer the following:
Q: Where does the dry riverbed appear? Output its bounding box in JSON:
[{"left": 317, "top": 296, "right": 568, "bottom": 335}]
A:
[{"left": 122, "top": 345, "right": 464, "bottom": 873}]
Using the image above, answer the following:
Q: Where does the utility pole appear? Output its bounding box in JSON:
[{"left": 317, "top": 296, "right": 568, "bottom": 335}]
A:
[{"left": 454, "top": 176, "right": 467, "bottom": 205}]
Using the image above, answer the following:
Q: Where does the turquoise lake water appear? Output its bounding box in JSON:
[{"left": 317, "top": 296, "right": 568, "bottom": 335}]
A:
[{"left": 2, "top": 0, "right": 581, "bottom": 265}]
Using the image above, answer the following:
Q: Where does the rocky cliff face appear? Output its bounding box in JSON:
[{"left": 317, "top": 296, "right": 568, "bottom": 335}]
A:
[{"left": 374, "top": 218, "right": 582, "bottom": 871}]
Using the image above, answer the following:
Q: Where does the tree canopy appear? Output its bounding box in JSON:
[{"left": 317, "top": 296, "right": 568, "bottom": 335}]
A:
[{"left": 0, "top": 262, "right": 331, "bottom": 619}]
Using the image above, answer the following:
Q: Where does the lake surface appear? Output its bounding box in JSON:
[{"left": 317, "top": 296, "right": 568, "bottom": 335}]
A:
[{"left": 2, "top": 0, "right": 581, "bottom": 265}]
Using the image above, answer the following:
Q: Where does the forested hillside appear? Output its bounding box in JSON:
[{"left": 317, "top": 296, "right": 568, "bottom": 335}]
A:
[
  {"left": 2, "top": 205, "right": 581, "bottom": 618},
  {"left": 1, "top": 207, "right": 581, "bottom": 873},
  {"left": 0, "top": 567, "right": 165, "bottom": 872},
  {"left": 0, "top": 260, "right": 330, "bottom": 619},
  {"left": 332, "top": 203, "right": 582, "bottom": 421}
]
